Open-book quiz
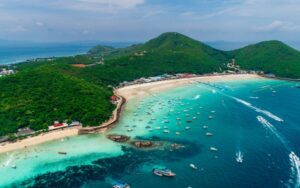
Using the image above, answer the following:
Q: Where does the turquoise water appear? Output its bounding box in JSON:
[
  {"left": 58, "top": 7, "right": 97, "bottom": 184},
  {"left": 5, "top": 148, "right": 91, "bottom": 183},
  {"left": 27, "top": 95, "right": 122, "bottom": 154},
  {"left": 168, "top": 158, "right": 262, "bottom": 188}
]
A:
[{"left": 0, "top": 78, "right": 300, "bottom": 187}]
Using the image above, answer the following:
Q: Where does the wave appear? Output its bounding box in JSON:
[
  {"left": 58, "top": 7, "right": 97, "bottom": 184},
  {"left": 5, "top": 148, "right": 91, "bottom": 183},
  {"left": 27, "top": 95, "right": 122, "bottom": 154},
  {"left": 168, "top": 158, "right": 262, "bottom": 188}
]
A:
[
  {"left": 3, "top": 154, "right": 14, "bottom": 167},
  {"left": 234, "top": 97, "right": 284, "bottom": 122}
]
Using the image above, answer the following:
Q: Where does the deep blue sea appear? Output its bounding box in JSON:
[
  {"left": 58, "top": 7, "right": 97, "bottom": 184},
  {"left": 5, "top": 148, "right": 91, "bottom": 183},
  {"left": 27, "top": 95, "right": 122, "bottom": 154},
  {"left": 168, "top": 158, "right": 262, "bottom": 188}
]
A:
[
  {"left": 0, "top": 42, "right": 132, "bottom": 65},
  {"left": 0, "top": 77, "right": 299, "bottom": 188}
]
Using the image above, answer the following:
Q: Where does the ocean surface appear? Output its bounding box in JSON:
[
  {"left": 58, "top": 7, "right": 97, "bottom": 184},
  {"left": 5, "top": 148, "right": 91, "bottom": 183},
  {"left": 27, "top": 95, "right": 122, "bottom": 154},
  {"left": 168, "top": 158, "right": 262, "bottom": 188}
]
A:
[
  {"left": 0, "top": 42, "right": 133, "bottom": 65},
  {"left": 0, "top": 78, "right": 300, "bottom": 188}
]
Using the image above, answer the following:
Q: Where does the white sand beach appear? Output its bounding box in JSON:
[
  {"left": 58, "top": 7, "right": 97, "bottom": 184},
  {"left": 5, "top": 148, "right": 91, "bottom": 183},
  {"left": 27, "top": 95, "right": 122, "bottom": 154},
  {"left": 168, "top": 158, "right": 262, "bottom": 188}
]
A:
[{"left": 116, "top": 74, "right": 260, "bottom": 100}]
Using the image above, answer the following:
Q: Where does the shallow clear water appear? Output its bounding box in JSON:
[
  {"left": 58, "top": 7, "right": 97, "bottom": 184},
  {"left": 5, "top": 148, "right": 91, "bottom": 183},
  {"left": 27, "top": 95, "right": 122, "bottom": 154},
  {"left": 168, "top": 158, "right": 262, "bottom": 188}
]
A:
[{"left": 1, "top": 78, "right": 299, "bottom": 188}]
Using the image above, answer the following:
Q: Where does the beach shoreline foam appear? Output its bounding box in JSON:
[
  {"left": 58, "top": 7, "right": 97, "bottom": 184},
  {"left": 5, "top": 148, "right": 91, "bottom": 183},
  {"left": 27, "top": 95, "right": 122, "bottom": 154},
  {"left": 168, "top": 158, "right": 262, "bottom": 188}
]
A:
[{"left": 0, "top": 73, "right": 260, "bottom": 154}]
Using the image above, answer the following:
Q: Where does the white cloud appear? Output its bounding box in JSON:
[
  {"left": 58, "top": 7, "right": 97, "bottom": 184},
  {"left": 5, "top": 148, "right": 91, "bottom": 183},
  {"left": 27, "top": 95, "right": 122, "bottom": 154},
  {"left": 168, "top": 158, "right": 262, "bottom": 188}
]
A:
[
  {"left": 78, "top": 0, "right": 144, "bottom": 9},
  {"left": 59, "top": 0, "right": 145, "bottom": 12},
  {"left": 253, "top": 20, "right": 299, "bottom": 32},
  {"left": 12, "top": 25, "right": 28, "bottom": 32},
  {"left": 35, "top": 21, "right": 44, "bottom": 27}
]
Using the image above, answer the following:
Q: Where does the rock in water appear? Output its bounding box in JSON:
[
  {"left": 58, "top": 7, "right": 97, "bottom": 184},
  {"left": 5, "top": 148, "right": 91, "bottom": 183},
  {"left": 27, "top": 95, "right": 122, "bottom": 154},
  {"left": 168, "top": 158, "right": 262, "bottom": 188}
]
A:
[{"left": 106, "top": 134, "right": 130, "bottom": 143}]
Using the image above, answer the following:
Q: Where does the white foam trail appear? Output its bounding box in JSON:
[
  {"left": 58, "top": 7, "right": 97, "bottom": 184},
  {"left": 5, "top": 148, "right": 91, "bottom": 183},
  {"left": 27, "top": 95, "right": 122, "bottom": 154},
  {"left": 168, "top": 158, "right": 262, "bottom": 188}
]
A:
[
  {"left": 256, "top": 116, "right": 287, "bottom": 147},
  {"left": 234, "top": 97, "right": 284, "bottom": 122},
  {"left": 257, "top": 116, "right": 300, "bottom": 187},
  {"left": 193, "top": 95, "right": 201, "bottom": 100},
  {"left": 289, "top": 152, "right": 300, "bottom": 188}
]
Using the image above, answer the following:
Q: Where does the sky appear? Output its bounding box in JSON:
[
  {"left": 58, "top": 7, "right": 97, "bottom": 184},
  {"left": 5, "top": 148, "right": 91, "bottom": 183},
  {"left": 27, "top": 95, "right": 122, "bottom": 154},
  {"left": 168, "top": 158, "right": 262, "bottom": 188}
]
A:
[{"left": 0, "top": 0, "right": 300, "bottom": 43}]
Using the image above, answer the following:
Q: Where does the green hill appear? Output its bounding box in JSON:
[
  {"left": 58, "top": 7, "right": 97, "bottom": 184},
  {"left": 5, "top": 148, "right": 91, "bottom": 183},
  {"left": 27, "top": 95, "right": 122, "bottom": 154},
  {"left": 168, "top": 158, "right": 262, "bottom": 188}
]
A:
[
  {"left": 229, "top": 40, "right": 300, "bottom": 78},
  {"left": 0, "top": 67, "right": 114, "bottom": 136},
  {"left": 82, "top": 32, "right": 229, "bottom": 85}
]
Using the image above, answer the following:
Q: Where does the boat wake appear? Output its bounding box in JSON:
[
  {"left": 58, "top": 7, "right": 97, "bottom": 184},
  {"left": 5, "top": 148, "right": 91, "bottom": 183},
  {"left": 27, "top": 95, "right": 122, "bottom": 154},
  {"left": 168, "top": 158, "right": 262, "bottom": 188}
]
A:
[
  {"left": 236, "top": 151, "right": 243, "bottom": 163},
  {"left": 195, "top": 82, "right": 283, "bottom": 122},
  {"left": 256, "top": 116, "right": 287, "bottom": 147},
  {"left": 234, "top": 97, "right": 284, "bottom": 122},
  {"left": 289, "top": 152, "right": 300, "bottom": 188},
  {"left": 257, "top": 116, "right": 300, "bottom": 188}
]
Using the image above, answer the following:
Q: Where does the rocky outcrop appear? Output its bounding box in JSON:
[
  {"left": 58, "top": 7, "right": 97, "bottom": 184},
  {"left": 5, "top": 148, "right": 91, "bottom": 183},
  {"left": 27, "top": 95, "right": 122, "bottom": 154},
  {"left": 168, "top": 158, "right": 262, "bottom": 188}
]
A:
[
  {"left": 106, "top": 134, "right": 130, "bottom": 143},
  {"left": 130, "top": 140, "right": 156, "bottom": 148}
]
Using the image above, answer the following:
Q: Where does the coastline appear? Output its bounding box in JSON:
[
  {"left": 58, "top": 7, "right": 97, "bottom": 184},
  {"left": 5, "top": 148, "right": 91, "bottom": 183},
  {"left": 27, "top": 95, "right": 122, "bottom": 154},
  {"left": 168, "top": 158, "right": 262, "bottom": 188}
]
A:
[
  {"left": 0, "top": 127, "right": 79, "bottom": 154},
  {"left": 116, "top": 73, "right": 261, "bottom": 100},
  {"left": 0, "top": 73, "right": 260, "bottom": 154}
]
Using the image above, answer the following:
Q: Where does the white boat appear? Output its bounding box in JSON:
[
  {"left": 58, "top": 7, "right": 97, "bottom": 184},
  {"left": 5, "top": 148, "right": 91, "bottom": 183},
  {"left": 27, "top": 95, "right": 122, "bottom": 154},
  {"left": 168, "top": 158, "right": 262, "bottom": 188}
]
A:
[
  {"left": 208, "top": 116, "right": 213, "bottom": 119},
  {"left": 236, "top": 151, "right": 243, "bottom": 163},
  {"left": 127, "top": 128, "right": 133, "bottom": 132},
  {"left": 210, "top": 147, "right": 218, "bottom": 152},
  {"left": 185, "top": 126, "right": 191, "bottom": 130},
  {"left": 203, "top": 126, "right": 208, "bottom": 129},
  {"left": 11, "top": 164, "right": 17, "bottom": 169},
  {"left": 175, "top": 132, "right": 180, "bottom": 135},
  {"left": 163, "top": 130, "right": 170, "bottom": 133},
  {"left": 206, "top": 132, "right": 213, "bottom": 136},
  {"left": 189, "top": 163, "right": 198, "bottom": 170}
]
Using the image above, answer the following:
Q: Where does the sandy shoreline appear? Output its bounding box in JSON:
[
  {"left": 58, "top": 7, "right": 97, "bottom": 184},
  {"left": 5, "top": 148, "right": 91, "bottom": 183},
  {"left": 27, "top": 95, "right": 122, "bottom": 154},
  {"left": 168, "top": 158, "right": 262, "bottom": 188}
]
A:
[
  {"left": 0, "top": 74, "right": 260, "bottom": 154},
  {"left": 0, "top": 128, "right": 79, "bottom": 154},
  {"left": 116, "top": 74, "right": 260, "bottom": 100}
]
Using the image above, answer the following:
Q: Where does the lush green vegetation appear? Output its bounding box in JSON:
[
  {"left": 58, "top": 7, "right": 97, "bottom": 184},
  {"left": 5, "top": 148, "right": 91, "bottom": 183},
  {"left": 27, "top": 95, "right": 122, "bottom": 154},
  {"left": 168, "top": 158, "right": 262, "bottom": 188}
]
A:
[
  {"left": 229, "top": 40, "right": 300, "bottom": 78},
  {"left": 1, "top": 32, "right": 300, "bottom": 137},
  {"left": 0, "top": 67, "right": 114, "bottom": 136},
  {"left": 81, "top": 32, "right": 229, "bottom": 85}
]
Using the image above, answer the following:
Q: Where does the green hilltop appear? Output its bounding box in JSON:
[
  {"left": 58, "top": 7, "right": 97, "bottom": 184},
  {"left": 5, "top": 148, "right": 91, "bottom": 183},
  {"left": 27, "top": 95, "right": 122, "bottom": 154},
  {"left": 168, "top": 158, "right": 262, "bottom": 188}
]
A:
[
  {"left": 1, "top": 32, "right": 300, "bottom": 137},
  {"left": 228, "top": 40, "right": 300, "bottom": 78}
]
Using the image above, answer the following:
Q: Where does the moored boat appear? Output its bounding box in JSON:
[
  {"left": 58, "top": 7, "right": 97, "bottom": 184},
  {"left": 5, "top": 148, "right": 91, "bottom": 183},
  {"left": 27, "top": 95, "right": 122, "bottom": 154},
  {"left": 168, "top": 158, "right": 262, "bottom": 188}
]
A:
[
  {"left": 58, "top": 151, "right": 67, "bottom": 155},
  {"left": 152, "top": 167, "right": 176, "bottom": 177},
  {"left": 112, "top": 181, "right": 130, "bottom": 188},
  {"left": 189, "top": 163, "right": 198, "bottom": 170},
  {"left": 206, "top": 132, "right": 213, "bottom": 136}
]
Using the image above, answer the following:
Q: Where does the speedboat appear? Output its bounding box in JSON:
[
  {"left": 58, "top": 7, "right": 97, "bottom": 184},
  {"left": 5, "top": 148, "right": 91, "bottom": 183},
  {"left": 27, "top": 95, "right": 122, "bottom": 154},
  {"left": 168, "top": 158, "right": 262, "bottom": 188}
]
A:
[
  {"left": 210, "top": 147, "right": 218, "bottom": 152},
  {"left": 236, "top": 151, "right": 243, "bottom": 163},
  {"left": 189, "top": 163, "right": 198, "bottom": 170},
  {"left": 112, "top": 181, "right": 130, "bottom": 188},
  {"left": 153, "top": 167, "right": 176, "bottom": 177}
]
